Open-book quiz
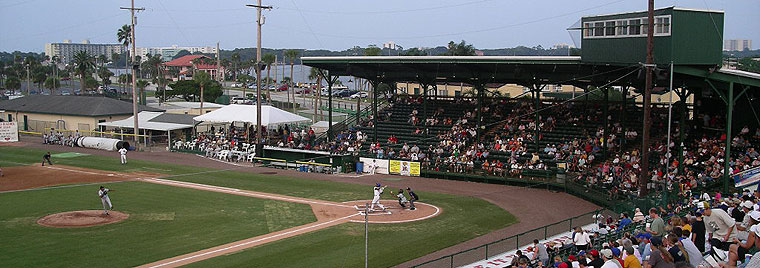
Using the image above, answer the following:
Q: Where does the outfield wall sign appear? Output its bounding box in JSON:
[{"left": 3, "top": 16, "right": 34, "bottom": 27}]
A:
[
  {"left": 0, "top": 122, "right": 18, "bottom": 142},
  {"left": 359, "top": 157, "right": 389, "bottom": 174},
  {"left": 389, "top": 160, "right": 420, "bottom": 176},
  {"left": 733, "top": 165, "right": 760, "bottom": 189}
]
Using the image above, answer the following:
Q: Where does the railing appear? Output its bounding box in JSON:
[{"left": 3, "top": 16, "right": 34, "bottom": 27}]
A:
[{"left": 410, "top": 208, "right": 609, "bottom": 268}]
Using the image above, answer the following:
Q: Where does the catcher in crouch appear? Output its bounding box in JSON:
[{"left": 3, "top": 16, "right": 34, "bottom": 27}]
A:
[{"left": 370, "top": 183, "right": 387, "bottom": 212}]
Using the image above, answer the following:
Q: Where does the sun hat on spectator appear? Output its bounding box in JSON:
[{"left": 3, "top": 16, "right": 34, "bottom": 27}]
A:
[{"left": 742, "top": 200, "right": 754, "bottom": 209}]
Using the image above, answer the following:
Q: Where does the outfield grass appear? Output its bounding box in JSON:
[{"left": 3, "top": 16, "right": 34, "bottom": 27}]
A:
[
  {"left": 0, "top": 181, "right": 315, "bottom": 267},
  {"left": 0, "top": 146, "right": 517, "bottom": 267}
]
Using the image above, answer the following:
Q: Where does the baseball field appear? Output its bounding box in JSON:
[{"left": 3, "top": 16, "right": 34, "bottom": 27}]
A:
[{"left": 0, "top": 145, "right": 518, "bottom": 267}]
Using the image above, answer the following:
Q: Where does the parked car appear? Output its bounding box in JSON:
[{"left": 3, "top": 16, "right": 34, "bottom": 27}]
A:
[
  {"left": 276, "top": 84, "right": 288, "bottom": 91},
  {"left": 294, "top": 87, "right": 311, "bottom": 94},
  {"left": 349, "top": 91, "right": 368, "bottom": 99},
  {"left": 231, "top": 96, "right": 252, "bottom": 105},
  {"left": 60, "top": 77, "right": 71, "bottom": 81},
  {"left": 60, "top": 90, "right": 71, "bottom": 96},
  {"left": 337, "top": 90, "right": 357, "bottom": 98}
]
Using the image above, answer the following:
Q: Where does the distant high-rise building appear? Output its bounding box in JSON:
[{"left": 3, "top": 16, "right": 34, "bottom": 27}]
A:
[
  {"left": 552, "top": 43, "right": 573, "bottom": 49},
  {"left": 136, "top": 45, "right": 217, "bottom": 62},
  {"left": 723, "top": 39, "right": 752, "bottom": 51},
  {"left": 382, "top": 41, "right": 397, "bottom": 50},
  {"left": 44, "top": 40, "right": 124, "bottom": 63}
]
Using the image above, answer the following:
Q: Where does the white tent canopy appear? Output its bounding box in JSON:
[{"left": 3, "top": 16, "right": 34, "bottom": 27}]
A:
[
  {"left": 98, "top": 111, "right": 192, "bottom": 131},
  {"left": 311, "top": 121, "right": 338, "bottom": 134},
  {"left": 193, "top": 104, "right": 311, "bottom": 126}
]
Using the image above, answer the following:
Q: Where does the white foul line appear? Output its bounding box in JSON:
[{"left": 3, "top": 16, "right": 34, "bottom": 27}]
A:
[
  {"left": 141, "top": 178, "right": 355, "bottom": 208},
  {"left": 145, "top": 212, "right": 361, "bottom": 268}
]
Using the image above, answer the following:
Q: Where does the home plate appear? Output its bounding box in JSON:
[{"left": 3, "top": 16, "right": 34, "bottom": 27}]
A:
[{"left": 358, "top": 210, "right": 392, "bottom": 216}]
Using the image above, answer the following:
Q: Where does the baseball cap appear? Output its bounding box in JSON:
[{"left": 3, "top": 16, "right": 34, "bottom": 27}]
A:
[
  {"left": 600, "top": 249, "right": 613, "bottom": 259},
  {"left": 578, "top": 250, "right": 586, "bottom": 256},
  {"left": 752, "top": 224, "right": 760, "bottom": 237},
  {"left": 635, "top": 232, "right": 652, "bottom": 239},
  {"left": 590, "top": 249, "right": 599, "bottom": 257},
  {"left": 743, "top": 200, "right": 755, "bottom": 209},
  {"left": 749, "top": 211, "right": 760, "bottom": 222},
  {"left": 650, "top": 236, "right": 663, "bottom": 247},
  {"left": 611, "top": 247, "right": 621, "bottom": 257},
  {"left": 558, "top": 262, "right": 568, "bottom": 268},
  {"left": 568, "top": 255, "right": 576, "bottom": 261}
]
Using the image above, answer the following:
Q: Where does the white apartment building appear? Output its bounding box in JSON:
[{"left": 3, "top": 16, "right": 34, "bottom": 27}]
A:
[
  {"left": 723, "top": 39, "right": 752, "bottom": 51},
  {"left": 44, "top": 40, "right": 124, "bottom": 63},
  {"left": 136, "top": 45, "right": 217, "bottom": 62}
]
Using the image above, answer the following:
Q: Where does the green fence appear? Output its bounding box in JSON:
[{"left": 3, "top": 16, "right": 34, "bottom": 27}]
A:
[{"left": 410, "top": 208, "right": 609, "bottom": 268}]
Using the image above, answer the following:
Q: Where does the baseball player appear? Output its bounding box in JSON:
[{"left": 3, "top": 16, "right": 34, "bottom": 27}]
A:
[
  {"left": 406, "top": 187, "right": 419, "bottom": 210},
  {"left": 370, "top": 183, "right": 387, "bottom": 212},
  {"left": 98, "top": 186, "right": 114, "bottom": 215},
  {"left": 396, "top": 189, "right": 408, "bottom": 208},
  {"left": 42, "top": 152, "right": 52, "bottom": 166},
  {"left": 118, "top": 147, "right": 128, "bottom": 164}
]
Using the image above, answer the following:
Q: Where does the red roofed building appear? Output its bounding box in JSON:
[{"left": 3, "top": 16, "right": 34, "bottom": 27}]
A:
[{"left": 162, "top": 55, "right": 224, "bottom": 81}]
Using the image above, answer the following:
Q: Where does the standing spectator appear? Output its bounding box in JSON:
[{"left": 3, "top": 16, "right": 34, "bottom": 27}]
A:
[
  {"left": 691, "top": 211, "right": 707, "bottom": 253},
  {"left": 574, "top": 227, "right": 591, "bottom": 251},
  {"left": 702, "top": 205, "right": 737, "bottom": 250},
  {"left": 533, "top": 239, "right": 549, "bottom": 265},
  {"left": 647, "top": 208, "right": 665, "bottom": 238}
]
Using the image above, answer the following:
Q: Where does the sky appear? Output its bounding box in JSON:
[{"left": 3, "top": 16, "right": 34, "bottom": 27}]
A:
[{"left": 0, "top": 0, "right": 757, "bottom": 53}]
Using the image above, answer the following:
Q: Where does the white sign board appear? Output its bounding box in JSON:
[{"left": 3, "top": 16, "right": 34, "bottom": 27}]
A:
[
  {"left": 360, "top": 157, "right": 389, "bottom": 174},
  {"left": 0, "top": 122, "right": 18, "bottom": 142}
]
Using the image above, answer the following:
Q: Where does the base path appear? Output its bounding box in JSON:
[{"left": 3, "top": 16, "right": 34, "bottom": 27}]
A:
[
  {"left": 12, "top": 139, "right": 601, "bottom": 267},
  {"left": 136, "top": 178, "right": 439, "bottom": 268},
  {"left": 0, "top": 165, "right": 159, "bottom": 192}
]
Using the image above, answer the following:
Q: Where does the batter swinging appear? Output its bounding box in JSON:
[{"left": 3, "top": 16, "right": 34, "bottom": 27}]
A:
[{"left": 370, "top": 183, "right": 387, "bottom": 212}]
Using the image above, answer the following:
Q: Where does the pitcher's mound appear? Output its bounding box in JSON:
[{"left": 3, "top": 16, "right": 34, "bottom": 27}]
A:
[{"left": 37, "top": 210, "right": 129, "bottom": 227}]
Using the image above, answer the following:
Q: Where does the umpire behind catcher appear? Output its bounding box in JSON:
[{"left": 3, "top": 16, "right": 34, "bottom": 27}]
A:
[{"left": 406, "top": 187, "right": 419, "bottom": 210}]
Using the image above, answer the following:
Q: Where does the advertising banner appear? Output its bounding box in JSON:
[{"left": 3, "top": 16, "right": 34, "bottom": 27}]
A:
[
  {"left": 734, "top": 166, "right": 760, "bottom": 189},
  {"left": 389, "top": 160, "right": 420, "bottom": 176},
  {"left": 0, "top": 122, "right": 18, "bottom": 142}
]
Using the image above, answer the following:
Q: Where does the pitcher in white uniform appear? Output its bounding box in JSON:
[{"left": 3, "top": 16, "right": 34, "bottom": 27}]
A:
[
  {"left": 118, "top": 147, "right": 128, "bottom": 164},
  {"left": 370, "top": 183, "right": 386, "bottom": 212},
  {"left": 99, "top": 186, "right": 114, "bottom": 215}
]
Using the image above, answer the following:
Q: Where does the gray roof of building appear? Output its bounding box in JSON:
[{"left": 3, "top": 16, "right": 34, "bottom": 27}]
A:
[
  {"left": 149, "top": 113, "right": 196, "bottom": 125},
  {"left": 0, "top": 95, "right": 163, "bottom": 116}
]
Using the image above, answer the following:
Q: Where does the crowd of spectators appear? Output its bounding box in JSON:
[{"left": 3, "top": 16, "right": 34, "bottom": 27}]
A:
[{"left": 508, "top": 188, "right": 760, "bottom": 268}]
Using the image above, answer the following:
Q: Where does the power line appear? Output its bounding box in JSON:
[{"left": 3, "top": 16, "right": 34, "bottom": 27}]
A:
[{"left": 289, "top": 0, "right": 323, "bottom": 48}]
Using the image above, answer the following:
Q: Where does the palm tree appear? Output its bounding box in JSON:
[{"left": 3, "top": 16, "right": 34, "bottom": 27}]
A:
[
  {"left": 194, "top": 71, "right": 212, "bottom": 112},
  {"left": 284, "top": 49, "right": 299, "bottom": 112},
  {"left": 308, "top": 67, "right": 323, "bottom": 121},
  {"left": 230, "top": 52, "right": 240, "bottom": 83},
  {"left": 261, "top": 53, "right": 276, "bottom": 101},
  {"left": 50, "top": 55, "right": 60, "bottom": 94},
  {"left": 72, "top": 51, "right": 95, "bottom": 93},
  {"left": 117, "top": 24, "right": 132, "bottom": 92},
  {"left": 136, "top": 79, "right": 149, "bottom": 105}
]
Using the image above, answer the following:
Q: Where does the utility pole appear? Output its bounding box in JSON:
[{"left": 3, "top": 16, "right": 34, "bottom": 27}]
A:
[
  {"left": 121, "top": 1, "right": 144, "bottom": 148},
  {"left": 216, "top": 42, "right": 221, "bottom": 83},
  {"left": 639, "top": 0, "right": 654, "bottom": 196},
  {"left": 246, "top": 0, "right": 272, "bottom": 154}
]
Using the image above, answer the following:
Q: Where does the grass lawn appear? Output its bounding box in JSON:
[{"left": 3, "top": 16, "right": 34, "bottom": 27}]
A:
[
  {"left": 0, "top": 181, "right": 315, "bottom": 267},
  {"left": 0, "top": 146, "right": 517, "bottom": 267}
]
